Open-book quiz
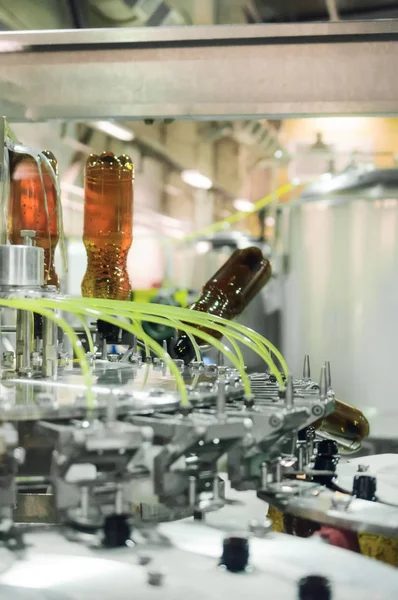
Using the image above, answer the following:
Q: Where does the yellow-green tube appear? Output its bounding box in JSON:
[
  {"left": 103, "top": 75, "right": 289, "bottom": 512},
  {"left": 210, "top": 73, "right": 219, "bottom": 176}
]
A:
[
  {"left": 55, "top": 299, "right": 253, "bottom": 391},
  {"left": 63, "top": 297, "right": 284, "bottom": 385},
  {"left": 40, "top": 298, "right": 251, "bottom": 397}
]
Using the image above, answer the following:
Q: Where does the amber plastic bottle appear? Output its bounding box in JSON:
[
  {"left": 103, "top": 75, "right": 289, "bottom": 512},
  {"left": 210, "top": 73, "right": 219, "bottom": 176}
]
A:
[
  {"left": 81, "top": 152, "right": 134, "bottom": 300},
  {"left": 9, "top": 150, "right": 60, "bottom": 289},
  {"left": 173, "top": 246, "right": 272, "bottom": 363},
  {"left": 314, "top": 398, "right": 370, "bottom": 452}
]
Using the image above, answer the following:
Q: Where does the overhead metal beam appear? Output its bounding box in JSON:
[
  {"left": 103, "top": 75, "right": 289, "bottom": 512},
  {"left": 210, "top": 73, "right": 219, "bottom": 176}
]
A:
[{"left": 0, "top": 21, "right": 398, "bottom": 121}]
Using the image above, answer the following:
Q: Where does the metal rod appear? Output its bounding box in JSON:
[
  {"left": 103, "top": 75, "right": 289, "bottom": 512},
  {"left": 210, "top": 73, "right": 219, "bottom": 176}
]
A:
[
  {"left": 42, "top": 315, "right": 58, "bottom": 378},
  {"left": 16, "top": 310, "right": 31, "bottom": 374},
  {"left": 216, "top": 378, "right": 226, "bottom": 420},
  {"left": 188, "top": 476, "right": 196, "bottom": 507}
]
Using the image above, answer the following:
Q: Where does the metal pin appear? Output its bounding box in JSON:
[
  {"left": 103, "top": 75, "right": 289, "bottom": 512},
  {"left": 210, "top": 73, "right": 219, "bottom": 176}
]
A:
[
  {"left": 217, "top": 351, "right": 224, "bottom": 367},
  {"left": 303, "top": 354, "right": 311, "bottom": 380},
  {"left": 188, "top": 476, "right": 196, "bottom": 507},
  {"left": 261, "top": 461, "right": 269, "bottom": 489},
  {"left": 101, "top": 337, "right": 107, "bottom": 360},
  {"left": 285, "top": 373, "right": 294, "bottom": 409},
  {"left": 80, "top": 486, "right": 89, "bottom": 519},
  {"left": 115, "top": 484, "right": 123, "bottom": 514},
  {"left": 275, "top": 457, "right": 283, "bottom": 483},
  {"left": 325, "top": 360, "right": 332, "bottom": 390},
  {"left": 319, "top": 365, "right": 327, "bottom": 400},
  {"left": 216, "top": 377, "right": 226, "bottom": 420},
  {"left": 107, "top": 392, "right": 117, "bottom": 423},
  {"left": 213, "top": 475, "right": 219, "bottom": 502},
  {"left": 42, "top": 316, "right": 58, "bottom": 379},
  {"left": 298, "top": 444, "right": 305, "bottom": 471},
  {"left": 162, "top": 339, "right": 168, "bottom": 355},
  {"left": 16, "top": 310, "right": 32, "bottom": 374},
  {"left": 133, "top": 335, "right": 137, "bottom": 355}
]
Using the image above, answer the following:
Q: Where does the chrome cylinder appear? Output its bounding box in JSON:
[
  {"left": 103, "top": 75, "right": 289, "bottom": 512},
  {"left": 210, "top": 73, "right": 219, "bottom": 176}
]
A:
[{"left": 0, "top": 245, "right": 44, "bottom": 288}]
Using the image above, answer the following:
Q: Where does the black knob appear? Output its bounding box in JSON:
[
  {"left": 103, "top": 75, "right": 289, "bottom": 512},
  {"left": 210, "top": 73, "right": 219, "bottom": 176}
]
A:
[
  {"left": 171, "top": 334, "right": 195, "bottom": 364},
  {"left": 352, "top": 474, "right": 377, "bottom": 501},
  {"left": 103, "top": 514, "right": 131, "bottom": 548},
  {"left": 269, "top": 374, "right": 277, "bottom": 383},
  {"left": 220, "top": 536, "right": 249, "bottom": 573},
  {"left": 317, "top": 440, "right": 339, "bottom": 457},
  {"left": 97, "top": 320, "right": 121, "bottom": 344},
  {"left": 298, "top": 575, "right": 331, "bottom": 600}
]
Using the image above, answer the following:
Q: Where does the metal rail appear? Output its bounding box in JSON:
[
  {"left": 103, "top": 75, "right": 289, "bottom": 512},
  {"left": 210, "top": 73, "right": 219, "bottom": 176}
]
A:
[{"left": 0, "top": 21, "right": 397, "bottom": 120}]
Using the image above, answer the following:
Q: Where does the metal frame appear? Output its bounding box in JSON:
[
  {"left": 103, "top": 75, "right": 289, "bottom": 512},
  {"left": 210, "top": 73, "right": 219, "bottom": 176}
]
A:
[{"left": 0, "top": 21, "right": 397, "bottom": 121}]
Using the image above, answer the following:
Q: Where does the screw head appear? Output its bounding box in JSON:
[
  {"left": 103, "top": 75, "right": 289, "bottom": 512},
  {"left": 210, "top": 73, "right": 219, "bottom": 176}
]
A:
[
  {"left": 269, "top": 414, "right": 282, "bottom": 428},
  {"left": 312, "top": 404, "right": 323, "bottom": 416},
  {"left": 147, "top": 568, "right": 165, "bottom": 586}
]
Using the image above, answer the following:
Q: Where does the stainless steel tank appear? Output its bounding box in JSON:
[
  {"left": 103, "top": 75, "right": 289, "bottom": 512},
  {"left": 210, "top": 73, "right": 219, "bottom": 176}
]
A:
[{"left": 280, "top": 167, "right": 398, "bottom": 438}]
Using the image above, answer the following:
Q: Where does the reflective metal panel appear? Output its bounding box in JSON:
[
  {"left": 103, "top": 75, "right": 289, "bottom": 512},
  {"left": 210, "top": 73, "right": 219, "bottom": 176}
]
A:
[{"left": 282, "top": 169, "right": 398, "bottom": 437}]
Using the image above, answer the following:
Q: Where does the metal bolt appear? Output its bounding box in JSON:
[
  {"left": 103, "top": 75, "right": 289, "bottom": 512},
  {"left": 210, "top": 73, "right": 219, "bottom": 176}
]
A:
[
  {"left": 357, "top": 464, "right": 369, "bottom": 473},
  {"left": 20, "top": 229, "right": 36, "bottom": 246},
  {"left": 248, "top": 518, "right": 272, "bottom": 538},
  {"left": 269, "top": 414, "right": 282, "bottom": 428},
  {"left": 147, "top": 569, "right": 165, "bottom": 587},
  {"left": 312, "top": 404, "right": 323, "bottom": 417}
]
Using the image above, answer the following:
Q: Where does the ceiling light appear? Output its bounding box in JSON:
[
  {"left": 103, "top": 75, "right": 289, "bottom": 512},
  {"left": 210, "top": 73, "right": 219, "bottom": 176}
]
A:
[
  {"left": 91, "top": 121, "right": 135, "bottom": 142},
  {"left": 181, "top": 170, "right": 212, "bottom": 190},
  {"left": 274, "top": 150, "right": 283, "bottom": 159},
  {"left": 233, "top": 198, "right": 255, "bottom": 213}
]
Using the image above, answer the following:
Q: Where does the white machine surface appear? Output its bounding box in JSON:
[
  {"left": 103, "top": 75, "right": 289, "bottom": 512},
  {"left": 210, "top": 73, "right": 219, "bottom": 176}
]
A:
[
  {"left": 0, "top": 519, "right": 398, "bottom": 600},
  {"left": 337, "top": 454, "right": 398, "bottom": 506}
]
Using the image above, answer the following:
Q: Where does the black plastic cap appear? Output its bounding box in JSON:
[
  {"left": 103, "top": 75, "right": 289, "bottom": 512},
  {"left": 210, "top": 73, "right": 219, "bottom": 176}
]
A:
[
  {"left": 103, "top": 514, "right": 131, "bottom": 548},
  {"left": 317, "top": 439, "right": 339, "bottom": 457},
  {"left": 353, "top": 474, "right": 377, "bottom": 501},
  {"left": 171, "top": 334, "right": 195, "bottom": 364},
  {"left": 298, "top": 575, "right": 331, "bottom": 600},
  {"left": 220, "top": 536, "right": 249, "bottom": 573}
]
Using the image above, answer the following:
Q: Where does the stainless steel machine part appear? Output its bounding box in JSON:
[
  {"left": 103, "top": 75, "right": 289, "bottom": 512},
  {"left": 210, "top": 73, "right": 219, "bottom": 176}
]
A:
[
  {"left": 42, "top": 315, "right": 58, "bottom": 378},
  {"left": 0, "top": 21, "right": 398, "bottom": 120},
  {"left": 259, "top": 479, "right": 398, "bottom": 539},
  {"left": 0, "top": 235, "right": 44, "bottom": 289},
  {"left": 15, "top": 310, "right": 31, "bottom": 375}
]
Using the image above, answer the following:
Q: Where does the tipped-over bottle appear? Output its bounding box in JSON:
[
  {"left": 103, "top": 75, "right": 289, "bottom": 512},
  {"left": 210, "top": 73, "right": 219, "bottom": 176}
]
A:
[
  {"left": 315, "top": 398, "right": 370, "bottom": 453},
  {"left": 173, "top": 246, "right": 272, "bottom": 363},
  {"left": 81, "top": 152, "right": 134, "bottom": 300},
  {"left": 9, "top": 150, "right": 60, "bottom": 289}
]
